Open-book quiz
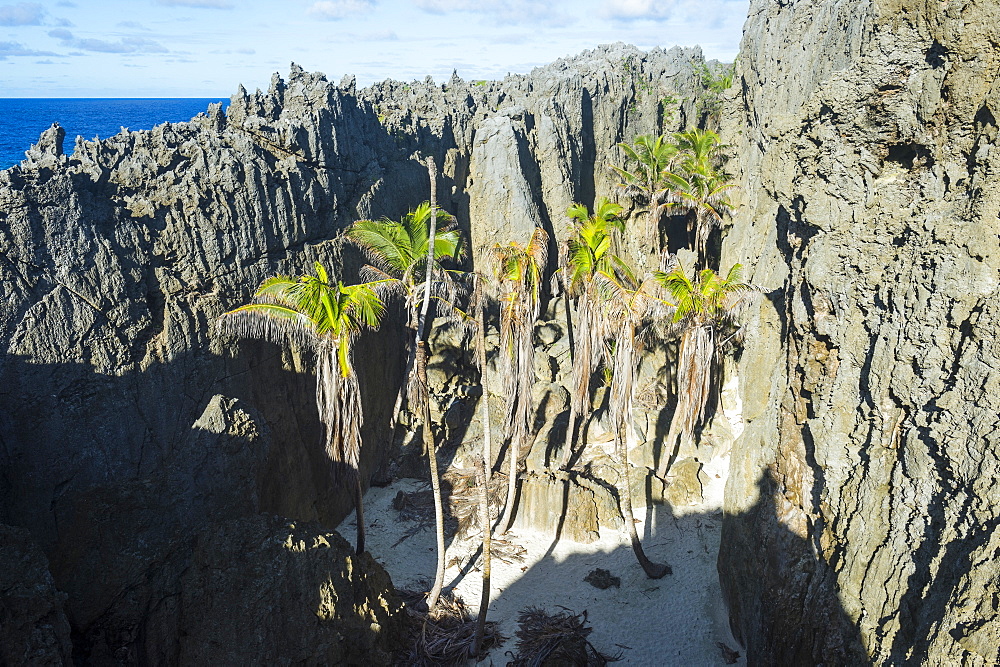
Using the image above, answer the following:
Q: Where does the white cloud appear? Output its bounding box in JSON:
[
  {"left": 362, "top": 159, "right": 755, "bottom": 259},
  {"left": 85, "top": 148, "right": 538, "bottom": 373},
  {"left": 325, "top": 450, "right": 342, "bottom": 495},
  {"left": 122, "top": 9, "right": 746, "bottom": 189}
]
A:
[
  {"left": 414, "top": 0, "right": 573, "bottom": 27},
  {"left": 307, "top": 0, "right": 375, "bottom": 20},
  {"left": 604, "top": 0, "right": 668, "bottom": 19},
  {"left": 157, "top": 0, "right": 234, "bottom": 8},
  {"left": 603, "top": 0, "right": 745, "bottom": 22},
  {"left": 0, "top": 39, "right": 56, "bottom": 57},
  {"left": 363, "top": 29, "right": 398, "bottom": 41},
  {"left": 48, "top": 28, "right": 168, "bottom": 54},
  {"left": 0, "top": 2, "right": 45, "bottom": 26},
  {"left": 415, "top": 0, "right": 472, "bottom": 11}
]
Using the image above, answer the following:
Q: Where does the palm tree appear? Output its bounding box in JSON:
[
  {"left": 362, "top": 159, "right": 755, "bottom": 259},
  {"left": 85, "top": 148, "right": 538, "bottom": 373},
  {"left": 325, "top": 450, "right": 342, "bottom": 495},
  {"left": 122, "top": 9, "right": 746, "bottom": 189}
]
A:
[
  {"left": 558, "top": 198, "right": 627, "bottom": 470},
  {"left": 471, "top": 272, "right": 494, "bottom": 486},
  {"left": 654, "top": 262, "right": 754, "bottom": 479},
  {"left": 346, "top": 200, "right": 462, "bottom": 423},
  {"left": 217, "top": 261, "right": 388, "bottom": 555},
  {"left": 673, "top": 128, "right": 724, "bottom": 173},
  {"left": 664, "top": 129, "right": 734, "bottom": 267},
  {"left": 611, "top": 134, "right": 677, "bottom": 252},
  {"left": 470, "top": 457, "right": 492, "bottom": 658},
  {"left": 489, "top": 227, "right": 549, "bottom": 532},
  {"left": 348, "top": 159, "right": 460, "bottom": 609},
  {"left": 593, "top": 265, "right": 672, "bottom": 579}
]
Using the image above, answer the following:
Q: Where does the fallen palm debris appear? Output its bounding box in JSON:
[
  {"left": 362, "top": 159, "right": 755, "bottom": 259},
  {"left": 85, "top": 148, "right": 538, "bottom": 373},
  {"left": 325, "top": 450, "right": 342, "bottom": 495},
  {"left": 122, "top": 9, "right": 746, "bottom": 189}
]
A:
[
  {"left": 508, "top": 606, "right": 621, "bottom": 666},
  {"left": 403, "top": 593, "right": 505, "bottom": 666}
]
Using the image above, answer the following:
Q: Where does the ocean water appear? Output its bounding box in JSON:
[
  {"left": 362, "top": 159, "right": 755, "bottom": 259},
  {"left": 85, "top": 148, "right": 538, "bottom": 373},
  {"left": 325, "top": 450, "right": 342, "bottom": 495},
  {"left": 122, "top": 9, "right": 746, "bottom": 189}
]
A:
[{"left": 0, "top": 98, "right": 229, "bottom": 170}]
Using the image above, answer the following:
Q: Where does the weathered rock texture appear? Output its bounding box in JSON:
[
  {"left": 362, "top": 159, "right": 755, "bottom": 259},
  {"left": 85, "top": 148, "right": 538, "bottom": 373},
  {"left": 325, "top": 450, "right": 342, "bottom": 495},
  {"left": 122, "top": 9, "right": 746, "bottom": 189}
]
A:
[
  {"left": 0, "top": 44, "right": 717, "bottom": 659},
  {"left": 720, "top": 0, "right": 1000, "bottom": 663},
  {"left": 0, "top": 524, "right": 72, "bottom": 666}
]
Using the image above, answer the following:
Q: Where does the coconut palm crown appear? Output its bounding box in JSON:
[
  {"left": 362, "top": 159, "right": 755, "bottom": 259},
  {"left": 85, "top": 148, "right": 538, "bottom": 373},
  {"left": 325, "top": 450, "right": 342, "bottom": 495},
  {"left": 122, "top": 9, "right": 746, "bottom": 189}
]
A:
[
  {"left": 216, "top": 261, "right": 389, "bottom": 554},
  {"left": 559, "top": 198, "right": 629, "bottom": 469},
  {"left": 654, "top": 262, "right": 754, "bottom": 479},
  {"left": 347, "top": 201, "right": 463, "bottom": 324},
  {"left": 663, "top": 129, "right": 735, "bottom": 266},
  {"left": 612, "top": 134, "right": 677, "bottom": 250},
  {"left": 346, "top": 201, "right": 464, "bottom": 425}
]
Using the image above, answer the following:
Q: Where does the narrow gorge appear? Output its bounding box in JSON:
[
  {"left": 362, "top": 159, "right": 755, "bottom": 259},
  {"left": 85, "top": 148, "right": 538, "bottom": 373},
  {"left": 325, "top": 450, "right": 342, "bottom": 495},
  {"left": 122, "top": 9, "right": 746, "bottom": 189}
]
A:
[{"left": 1, "top": 0, "right": 997, "bottom": 664}]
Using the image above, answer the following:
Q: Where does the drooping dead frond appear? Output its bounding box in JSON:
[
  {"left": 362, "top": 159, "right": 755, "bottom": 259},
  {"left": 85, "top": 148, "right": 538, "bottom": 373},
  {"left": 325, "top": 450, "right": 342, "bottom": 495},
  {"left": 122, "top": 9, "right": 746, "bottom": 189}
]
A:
[
  {"left": 487, "top": 227, "right": 549, "bottom": 531},
  {"left": 215, "top": 302, "right": 319, "bottom": 351},
  {"left": 316, "top": 342, "right": 364, "bottom": 480},
  {"left": 509, "top": 607, "right": 621, "bottom": 667}
]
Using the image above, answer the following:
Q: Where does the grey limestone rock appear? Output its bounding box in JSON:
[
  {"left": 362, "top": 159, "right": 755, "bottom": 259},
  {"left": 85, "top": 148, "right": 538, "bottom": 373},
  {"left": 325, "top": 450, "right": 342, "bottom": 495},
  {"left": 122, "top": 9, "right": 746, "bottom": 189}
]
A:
[
  {"left": 176, "top": 515, "right": 406, "bottom": 665},
  {"left": 720, "top": 0, "right": 1000, "bottom": 663},
  {"left": 0, "top": 45, "right": 715, "bottom": 659},
  {"left": 0, "top": 524, "right": 72, "bottom": 667}
]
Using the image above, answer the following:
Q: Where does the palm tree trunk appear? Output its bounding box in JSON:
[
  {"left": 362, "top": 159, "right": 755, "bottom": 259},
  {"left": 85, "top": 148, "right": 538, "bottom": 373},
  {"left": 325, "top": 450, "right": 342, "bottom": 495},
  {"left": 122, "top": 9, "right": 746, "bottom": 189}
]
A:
[
  {"left": 498, "top": 431, "right": 520, "bottom": 532},
  {"left": 354, "top": 471, "right": 366, "bottom": 555},
  {"left": 695, "top": 210, "right": 710, "bottom": 270},
  {"left": 415, "top": 156, "right": 438, "bottom": 343},
  {"left": 616, "top": 430, "right": 670, "bottom": 579},
  {"left": 646, "top": 193, "right": 660, "bottom": 255},
  {"left": 559, "top": 292, "right": 592, "bottom": 471},
  {"left": 475, "top": 288, "right": 493, "bottom": 483},
  {"left": 408, "top": 157, "right": 446, "bottom": 610},
  {"left": 560, "top": 405, "right": 579, "bottom": 471},
  {"left": 417, "top": 341, "right": 447, "bottom": 610},
  {"left": 613, "top": 329, "right": 670, "bottom": 579},
  {"left": 471, "top": 458, "right": 492, "bottom": 657},
  {"left": 499, "top": 315, "right": 533, "bottom": 532}
]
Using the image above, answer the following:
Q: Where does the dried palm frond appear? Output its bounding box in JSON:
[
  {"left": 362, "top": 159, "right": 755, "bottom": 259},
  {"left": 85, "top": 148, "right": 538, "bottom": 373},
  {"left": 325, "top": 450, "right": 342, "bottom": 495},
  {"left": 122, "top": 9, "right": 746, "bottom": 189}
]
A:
[
  {"left": 403, "top": 594, "right": 505, "bottom": 666},
  {"left": 391, "top": 489, "right": 458, "bottom": 546},
  {"left": 508, "top": 607, "right": 621, "bottom": 667},
  {"left": 443, "top": 467, "right": 507, "bottom": 536},
  {"left": 484, "top": 537, "right": 526, "bottom": 565}
]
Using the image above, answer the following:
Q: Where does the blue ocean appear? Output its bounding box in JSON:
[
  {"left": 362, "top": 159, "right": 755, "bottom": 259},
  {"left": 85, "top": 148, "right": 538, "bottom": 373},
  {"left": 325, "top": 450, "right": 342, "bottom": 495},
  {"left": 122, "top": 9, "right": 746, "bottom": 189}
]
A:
[{"left": 0, "top": 98, "right": 229, "bottom": 170}]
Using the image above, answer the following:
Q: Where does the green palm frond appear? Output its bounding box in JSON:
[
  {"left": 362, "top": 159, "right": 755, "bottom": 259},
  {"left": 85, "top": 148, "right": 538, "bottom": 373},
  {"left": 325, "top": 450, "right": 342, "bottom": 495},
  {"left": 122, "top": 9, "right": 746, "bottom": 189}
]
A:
[{"left": 346, "top": 202, "right": 462, "bottom": 288}]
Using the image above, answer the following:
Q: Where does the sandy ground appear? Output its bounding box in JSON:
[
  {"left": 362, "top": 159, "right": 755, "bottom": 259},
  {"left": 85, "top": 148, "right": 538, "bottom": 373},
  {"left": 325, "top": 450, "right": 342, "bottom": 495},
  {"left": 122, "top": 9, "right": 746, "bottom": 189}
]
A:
[{"left": 343, "top": 454, "right": 746, "bottom": 665}]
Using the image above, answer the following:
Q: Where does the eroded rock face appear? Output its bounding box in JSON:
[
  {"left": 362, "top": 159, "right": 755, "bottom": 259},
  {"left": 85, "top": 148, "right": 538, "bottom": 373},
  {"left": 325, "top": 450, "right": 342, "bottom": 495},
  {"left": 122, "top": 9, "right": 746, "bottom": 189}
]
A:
[
  {"left": 175, "top": 515, "right": 406, "bottom": 666},
  {"left": 720, "top": 0, "right": 1000, "bottom": 663},
  {"left": 0, "top": 524, "right": 72, "bottom": 667},
  {"left": 0, "top": 44, "right": 715, "bottom": 659}
]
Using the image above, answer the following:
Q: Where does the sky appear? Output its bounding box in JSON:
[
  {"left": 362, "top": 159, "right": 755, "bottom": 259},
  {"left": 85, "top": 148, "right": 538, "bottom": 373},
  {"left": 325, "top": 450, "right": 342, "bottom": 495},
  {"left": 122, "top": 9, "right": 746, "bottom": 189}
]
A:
[{"left": 0, "top": 0, "right": 749, "bottom": 97}]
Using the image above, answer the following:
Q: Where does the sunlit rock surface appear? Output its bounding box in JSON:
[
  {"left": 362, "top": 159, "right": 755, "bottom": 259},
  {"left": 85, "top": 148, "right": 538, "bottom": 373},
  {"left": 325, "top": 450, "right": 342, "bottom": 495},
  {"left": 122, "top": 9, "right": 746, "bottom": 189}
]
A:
[
  {"left": 0, "top": 44, "right": 713, "bottom": 660},
  {"left": 720, "top": 0, "right": 1000, "bottom": 663}
]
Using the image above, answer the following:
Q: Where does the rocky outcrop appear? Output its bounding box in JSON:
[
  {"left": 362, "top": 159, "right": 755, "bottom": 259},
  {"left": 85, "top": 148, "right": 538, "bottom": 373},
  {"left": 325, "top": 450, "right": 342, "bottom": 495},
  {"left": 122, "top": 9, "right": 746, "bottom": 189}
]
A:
[
  {"left": 0, "top": 524, "right": 71, "bottom": 666},
  {"left": 720, "top": 0, "right": 1000, "bottom": 663},
  {"left": 0, "top": 44, "right": 718, "bottom": 659},
  {"left": 173, "top": 515, "right": 406, "bottom": 665}
]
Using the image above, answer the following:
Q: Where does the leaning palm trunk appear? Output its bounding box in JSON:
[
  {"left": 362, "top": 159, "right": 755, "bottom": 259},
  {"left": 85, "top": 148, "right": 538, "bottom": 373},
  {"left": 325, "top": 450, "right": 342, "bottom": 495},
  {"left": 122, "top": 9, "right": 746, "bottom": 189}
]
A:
[
  {"left": 417, "top": 342, "right": 447, "bottom": 610},
  {"left": 416, "top": 157, "right": 447, "bottom": 611},
  {"left": 471, "top": 458, "right": 492, "bottom": 657},
  {"left": 559, "top": 290, "right": 596, "bottom": 470},
  {"left": 610, "top": 326, "right": 670, "bottom": 579},
  {"left": 656, "top": 324, "right": 714, "bottom": 479},
  {"left": 471, "top": 278, "right": 494, "bottom": 655},
  {"left": 474, "top": 277, "right": 493, "bottom": 483}
]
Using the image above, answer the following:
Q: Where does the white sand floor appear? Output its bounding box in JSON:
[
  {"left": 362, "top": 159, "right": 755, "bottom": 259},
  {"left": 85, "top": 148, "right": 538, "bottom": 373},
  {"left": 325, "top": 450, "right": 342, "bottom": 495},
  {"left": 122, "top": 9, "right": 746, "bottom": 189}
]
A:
[{"left": 343, "top": 454, "right": 746, "bottom": 665}]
